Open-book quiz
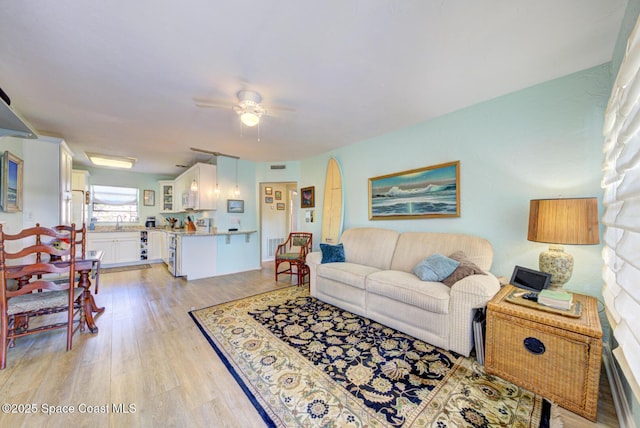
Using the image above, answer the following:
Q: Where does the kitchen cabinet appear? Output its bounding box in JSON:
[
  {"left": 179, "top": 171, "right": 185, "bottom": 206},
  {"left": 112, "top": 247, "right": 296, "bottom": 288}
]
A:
[
  {"left": 60, "top": 143, "right": 73, "bottom": 225},
  {"left": 71, "top": 169, "right": 90, "bottom": 226},
  {"left": 159, "top": 180, "right": 174, "bottom": 212},
  {"left": 176, "top": 234, "right": 217, "bottom": 280},
  {"left": 148, "top": 230, "right": 165, "bottom": 261},
  {"left": 173, "top": 163, "right": 217, "bottom": 212},
  {"left": 87, "top": 232, "right": 140, "bottom": 266}
]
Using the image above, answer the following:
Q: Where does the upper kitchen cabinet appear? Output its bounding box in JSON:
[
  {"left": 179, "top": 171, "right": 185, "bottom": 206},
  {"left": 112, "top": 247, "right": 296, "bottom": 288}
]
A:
[
  {"left": 174, "top": 163, "right": 217, "bottom": 211},
  {"left": 159, "top": 180, "right": 174, "bottom": 213},
  {"left": 59, "top": 144, "right": 73, "bottom": 225},
  {"left": 71, "top": 169, "right": 90, "bottom": 225},
  {"left": 21, "top": 136, "right": 72, "bottom": 228}
]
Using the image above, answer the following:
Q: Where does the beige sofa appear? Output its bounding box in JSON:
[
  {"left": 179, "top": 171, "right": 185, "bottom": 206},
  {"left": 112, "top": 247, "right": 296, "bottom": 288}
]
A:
[{"left": 306, "top": 227, "right": 501, "bottom": 357}]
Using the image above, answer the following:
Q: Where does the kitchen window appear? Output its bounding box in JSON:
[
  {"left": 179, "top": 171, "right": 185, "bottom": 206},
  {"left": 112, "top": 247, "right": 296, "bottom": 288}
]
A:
[{"left": 91, "top": 185, "right": 139, "bottom": 223}]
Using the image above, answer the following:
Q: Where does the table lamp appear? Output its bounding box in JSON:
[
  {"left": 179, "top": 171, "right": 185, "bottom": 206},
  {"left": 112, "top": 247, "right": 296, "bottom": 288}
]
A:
[{"left": 527, "top": 198, "right": 599, "bottom": 289}]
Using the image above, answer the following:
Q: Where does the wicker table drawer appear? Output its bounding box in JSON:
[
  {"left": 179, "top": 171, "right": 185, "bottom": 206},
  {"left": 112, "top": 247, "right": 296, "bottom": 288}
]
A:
[{"left": 485, "top": 285, "right": 602, "bottom": 421}]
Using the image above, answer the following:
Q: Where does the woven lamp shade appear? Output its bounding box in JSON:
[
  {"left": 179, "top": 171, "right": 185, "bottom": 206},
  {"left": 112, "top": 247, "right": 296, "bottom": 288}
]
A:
[{"left": 528, "top": 198, "right": 600, "bottom": 245}]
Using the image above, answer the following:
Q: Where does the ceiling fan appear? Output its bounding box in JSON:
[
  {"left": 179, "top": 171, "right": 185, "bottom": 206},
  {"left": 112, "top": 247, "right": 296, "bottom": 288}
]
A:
[{"left": 194, "top": 90, "right": 293, "bottom": 127}]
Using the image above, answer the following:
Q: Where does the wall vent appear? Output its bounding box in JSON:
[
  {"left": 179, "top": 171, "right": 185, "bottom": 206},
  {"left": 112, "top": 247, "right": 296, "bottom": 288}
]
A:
[
  {"left": 270, "top": 164, "right": 286, "bottom": 170},
  {"left": 267, "top": 237, "right": 285, "bottom": 257}
]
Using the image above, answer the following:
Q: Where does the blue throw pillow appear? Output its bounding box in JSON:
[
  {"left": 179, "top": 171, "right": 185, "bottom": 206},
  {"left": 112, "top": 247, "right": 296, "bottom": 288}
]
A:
[
  {"left": 320, "top": 243, "right": 345, "bottom": 264},
  {"left": 413, "top": 253, "right": 460, "bottom": 282}
]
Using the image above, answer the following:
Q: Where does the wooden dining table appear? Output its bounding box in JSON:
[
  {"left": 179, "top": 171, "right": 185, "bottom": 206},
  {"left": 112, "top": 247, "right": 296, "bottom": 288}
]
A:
[{"left": 74, "top": 250, "right": 105, "bottom": 333}]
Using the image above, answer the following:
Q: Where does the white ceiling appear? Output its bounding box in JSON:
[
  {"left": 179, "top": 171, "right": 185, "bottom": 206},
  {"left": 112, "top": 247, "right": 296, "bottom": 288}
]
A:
[{"left": 0, "top": 1, "right": 628, "bottom": 175}]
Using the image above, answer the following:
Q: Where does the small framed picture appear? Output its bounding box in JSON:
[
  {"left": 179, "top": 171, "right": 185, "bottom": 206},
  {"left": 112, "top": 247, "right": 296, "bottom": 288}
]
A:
[
  {"left": 277, "top": 202, "right": 285, "bottom": 210},
  {"left": 275, "top": 190, "right": 282, "bottom": 200},
  {"left": 265, "top": 196, "right": 273, "bottom": 204},
  {"left": 143, "top": 189, "right": 155, "bottom": 206},
  {"left": 301, "top": 186, "right": 315, "bottom": 208},
  {"left": 227, "top": 199, "right": 244, "bottom": 213},
  {"left": 265, "top": 186, "right": 273, "bottom": 195}
]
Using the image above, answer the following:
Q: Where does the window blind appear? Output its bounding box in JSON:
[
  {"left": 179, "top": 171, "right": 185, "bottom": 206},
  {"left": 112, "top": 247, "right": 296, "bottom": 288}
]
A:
[{"left": 602, "top": 15, "right": 640, "bottom": 401}]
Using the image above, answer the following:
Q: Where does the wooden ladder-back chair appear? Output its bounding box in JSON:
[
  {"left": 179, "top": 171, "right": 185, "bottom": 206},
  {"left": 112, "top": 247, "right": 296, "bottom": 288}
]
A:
[
  {"left": 0, "top": 223, "right": 83, "bottom": 369},
  {"left": 275, "top": 232, "right": 312, "bottom": 285},
  {"left": 53, "top": 223, "right": 100, "bottom": 294}
]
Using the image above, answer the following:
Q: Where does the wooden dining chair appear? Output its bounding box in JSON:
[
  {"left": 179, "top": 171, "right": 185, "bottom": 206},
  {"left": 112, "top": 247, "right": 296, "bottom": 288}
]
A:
[
  {"left": 275, "top": 232, "right": 313, "bottom": 285},
  {"left": 53, "top": 223, "right": 100, "bottom": 293},
  {"left": 0, "top": 223, "right": 84, "bottom": 369}
]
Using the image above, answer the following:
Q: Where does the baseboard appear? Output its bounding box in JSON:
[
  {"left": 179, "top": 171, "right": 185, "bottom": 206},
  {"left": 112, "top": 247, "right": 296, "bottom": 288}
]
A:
[{"left": 603, "top": 344, "right": 637, "bottom": 428}]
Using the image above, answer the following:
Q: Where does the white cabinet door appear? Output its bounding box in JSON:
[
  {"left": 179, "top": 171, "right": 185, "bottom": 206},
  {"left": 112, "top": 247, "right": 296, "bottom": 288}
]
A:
[
  {"left": 87, "top": 238, "right": 117, "bottom": 265},
  {"left": 117, "top": 237, "right": 140, "bottom": 264},
  {"left": 60, "top": 143, "right": 73, "bottom": 225},
  {"left": 159, "top": 181, "right": 174, "bottom": 213},
  {"left": 148, "top": 231, "right": 164, "bottom": 261},
  {"left": 87, "top": 232, "right": 140, "bottom": 265},
  {"left": 196, "top": 163, "right": 217, "bottom": 210}
]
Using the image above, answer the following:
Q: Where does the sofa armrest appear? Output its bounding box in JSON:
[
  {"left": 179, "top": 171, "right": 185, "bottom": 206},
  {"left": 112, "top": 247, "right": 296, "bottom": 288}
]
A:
[
  {"left": 448, "top": 273, "right": 501, "bottom": 356},
  {"left": 306, "top": 251, "right": 322, "bottom": 297},
  {"left": 450, "top": 272, "right": 501, "bottom": 299}
]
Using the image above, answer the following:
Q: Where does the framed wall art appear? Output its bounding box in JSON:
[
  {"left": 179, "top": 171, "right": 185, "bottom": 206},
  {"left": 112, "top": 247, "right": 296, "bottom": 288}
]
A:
[
  {"left": 143, "top": 189, "right": 155, "bottom": 206},
  {"left": 1, "top": 151, "right": 23, "bottom": 212},
  {"left": 368, "top": 160, "right": 460, "bottom": 220},
  {"left": 301, "top": 186, "right": 315, "bottom": 208},
  {"left": 277, "top": 202, "right": 285, "bottom": 210},
  {"left": 265, "top": 186, "right": 273, "bottom": 195},
  {"left": 227, "top": 199, "right": 245, "bottom": 213},
  {"left": 275, "top": 190, "right": 282, "bottom": 200},
  {"left": 265, "top": 196, "right": 273, "bottom": 204}
]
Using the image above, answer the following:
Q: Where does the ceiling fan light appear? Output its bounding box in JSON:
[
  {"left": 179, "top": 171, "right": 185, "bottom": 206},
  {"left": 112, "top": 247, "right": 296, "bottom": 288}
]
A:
[{"left": 240, "top": 111, "right": 260, "bottom": 127}]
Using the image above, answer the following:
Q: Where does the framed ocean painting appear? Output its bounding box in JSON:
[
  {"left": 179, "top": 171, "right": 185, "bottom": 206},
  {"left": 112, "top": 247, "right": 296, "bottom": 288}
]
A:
[{"left": 368, "top": 161, "right": 459, "bottom": 220}]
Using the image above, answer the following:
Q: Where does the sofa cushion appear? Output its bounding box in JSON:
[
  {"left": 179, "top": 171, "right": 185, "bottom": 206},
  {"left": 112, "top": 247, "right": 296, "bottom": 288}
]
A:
[
  {"left": 390, "top": 232, "right": 494, "bottom": 273},
  {"left": 317, "top": 262, "right": 381, "bottom": 290},
  {"left": 320, "top": 243, "right": 345, "bottom": 263},
  {"left": 442, "top": 250, "right": 486, "bottom": 286},
  {"left": 413, "top": 253, "right": 459, "bottom": 281},
  {"left": 340, "top": 228, "right": 400, "bottom": 270},
  {"left": 366, "top": 270, "right": 450, "bottom": 314}
]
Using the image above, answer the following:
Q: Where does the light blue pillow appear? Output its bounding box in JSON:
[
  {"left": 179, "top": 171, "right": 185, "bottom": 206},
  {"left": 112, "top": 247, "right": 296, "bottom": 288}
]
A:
[
  {"left": 320, "top": 243, "right": 345, "bottom": 264},
  {"left": 413, "top": 254, "right": 460, "bottom": 282}
]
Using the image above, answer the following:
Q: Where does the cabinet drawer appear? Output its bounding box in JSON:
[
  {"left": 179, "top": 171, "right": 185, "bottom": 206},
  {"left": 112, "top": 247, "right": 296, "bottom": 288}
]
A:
[{"left": 486, "top": 311, "right": 601, "bottom": 420}]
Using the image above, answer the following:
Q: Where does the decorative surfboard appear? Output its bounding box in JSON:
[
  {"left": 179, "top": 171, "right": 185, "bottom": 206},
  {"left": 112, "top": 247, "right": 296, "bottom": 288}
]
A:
[{"left": 321, "top": 157, "right": 344, "bottom": 244}]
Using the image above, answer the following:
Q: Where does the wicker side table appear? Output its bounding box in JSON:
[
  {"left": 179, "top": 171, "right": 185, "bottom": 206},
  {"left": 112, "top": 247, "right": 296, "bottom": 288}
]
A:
[{"left": 485, "top": 285, "right": 602, "bottom": 421}]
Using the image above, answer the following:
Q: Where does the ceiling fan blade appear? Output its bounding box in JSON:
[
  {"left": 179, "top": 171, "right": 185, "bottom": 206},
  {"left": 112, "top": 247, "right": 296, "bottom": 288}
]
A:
[
  {"left": 193, "top": 97, "right": 233, "bottom": 109},
  {"left": 190, "top": 147, "right": 240, "bottom": 159}
]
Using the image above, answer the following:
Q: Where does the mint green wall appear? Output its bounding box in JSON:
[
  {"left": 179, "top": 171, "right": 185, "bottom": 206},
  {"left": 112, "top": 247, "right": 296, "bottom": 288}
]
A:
[{"left": 299, "top": 64, "right": 610, "bottom": 300}]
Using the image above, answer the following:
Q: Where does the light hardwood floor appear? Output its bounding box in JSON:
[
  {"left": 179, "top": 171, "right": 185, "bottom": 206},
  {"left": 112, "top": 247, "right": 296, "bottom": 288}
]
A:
[{"left": 0, "top": 264, "right": 620, "bottom": 427}]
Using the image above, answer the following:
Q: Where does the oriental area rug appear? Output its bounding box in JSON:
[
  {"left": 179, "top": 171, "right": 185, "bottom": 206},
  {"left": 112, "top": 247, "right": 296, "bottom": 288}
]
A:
[{"left": 189, "top": 286, "right": 552, "bottom": 427}]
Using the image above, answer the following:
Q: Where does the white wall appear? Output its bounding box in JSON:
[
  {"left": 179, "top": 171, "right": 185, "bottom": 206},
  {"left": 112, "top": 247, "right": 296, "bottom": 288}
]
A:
[{"left": 297, "top": 64, "right": 610, "bottom": 299}]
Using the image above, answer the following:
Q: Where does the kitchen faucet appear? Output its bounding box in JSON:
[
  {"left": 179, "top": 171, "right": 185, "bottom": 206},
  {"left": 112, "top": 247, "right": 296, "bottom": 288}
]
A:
[{"left": 115, "top": 215, "right": 123, "bottom": 231}]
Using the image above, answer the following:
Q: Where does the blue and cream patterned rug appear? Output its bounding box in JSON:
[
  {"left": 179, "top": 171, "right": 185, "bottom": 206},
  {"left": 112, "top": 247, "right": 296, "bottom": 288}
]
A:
[{"left": 189, "top": 286, "right": 551, "bottom": 427}]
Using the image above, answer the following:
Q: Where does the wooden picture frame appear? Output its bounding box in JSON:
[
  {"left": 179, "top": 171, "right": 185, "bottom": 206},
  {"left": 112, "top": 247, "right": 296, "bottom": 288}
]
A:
[
  {"left": 275, "top": 190, "right": 282, "bottom": 200},
  {"left": 301, "top": 186, "right": 315, "bottom": 208},
  {"left": 227, "top": 199, "right": 244, "bottom": 213},
  {"left": 1, "top": 151, "right": 23, "bottom": 212},
  {"left": 143, "top": 189, "right": 155, "bottom": 206},
  {"left": 265, "top": 186, "right": 273, "bottom": 195},
  {"left": 368, "top": 161, "right": 460, "bottom": 220},
  {"left": 277, "top": 202, "right": 285, "bottom": 210},
  {"left": 265, "top": 196, "right": 273, "bottom": 204}
]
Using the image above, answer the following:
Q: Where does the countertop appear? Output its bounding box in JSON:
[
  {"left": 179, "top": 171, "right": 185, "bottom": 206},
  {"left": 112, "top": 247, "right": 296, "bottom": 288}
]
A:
[{"left": 87, "top": 226, "right": 256, "bottom": 237}]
